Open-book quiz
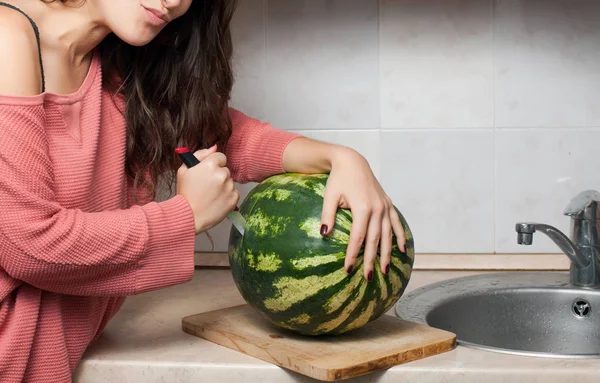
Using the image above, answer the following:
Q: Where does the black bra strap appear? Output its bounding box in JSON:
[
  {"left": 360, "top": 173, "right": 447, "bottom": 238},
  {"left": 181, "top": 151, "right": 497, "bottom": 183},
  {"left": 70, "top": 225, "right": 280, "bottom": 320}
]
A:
[{"left": 0, "top": 2, "right": 46, "bottom": 93}]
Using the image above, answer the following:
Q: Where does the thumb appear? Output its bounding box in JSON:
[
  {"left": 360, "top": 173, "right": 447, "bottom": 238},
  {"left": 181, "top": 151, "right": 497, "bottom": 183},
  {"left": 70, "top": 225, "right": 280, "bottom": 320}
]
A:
[
  {"left": 193, "top": 144, "right": 218, "bottom": 162},
  {"left": 320, "top": 189, "right": 340, "bottom": 236}
]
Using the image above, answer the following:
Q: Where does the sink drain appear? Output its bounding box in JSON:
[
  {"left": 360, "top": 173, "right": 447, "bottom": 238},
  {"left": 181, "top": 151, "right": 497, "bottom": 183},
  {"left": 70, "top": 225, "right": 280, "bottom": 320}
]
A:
[{"left": 573, "top": 299, "right": 591, "bottom": 318}]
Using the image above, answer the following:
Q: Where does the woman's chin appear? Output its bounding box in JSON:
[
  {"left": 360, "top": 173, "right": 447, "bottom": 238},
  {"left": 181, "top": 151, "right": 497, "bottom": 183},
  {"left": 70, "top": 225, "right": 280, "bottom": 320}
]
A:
[{"left": 115, "top": 29, "right": 161, "bottom": 47}]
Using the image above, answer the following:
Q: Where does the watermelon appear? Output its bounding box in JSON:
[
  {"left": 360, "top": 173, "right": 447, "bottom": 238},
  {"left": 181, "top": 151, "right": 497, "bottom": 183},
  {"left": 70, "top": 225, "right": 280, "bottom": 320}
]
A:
[{"left": 228, "top": 173, "right": 414, "bottom": 336}]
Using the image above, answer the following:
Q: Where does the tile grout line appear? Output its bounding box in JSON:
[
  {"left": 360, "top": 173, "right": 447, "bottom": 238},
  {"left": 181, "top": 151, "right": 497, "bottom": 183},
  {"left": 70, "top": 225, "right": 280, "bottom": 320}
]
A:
[
  {"left": 492, "top": 0, "right": 497, "bottom": 253},
  {"left": 263, "top": 0, "right": 268, "bottom": 90},
  {"left": 283, "top": 127, "right": 600, "bottom": 134}
]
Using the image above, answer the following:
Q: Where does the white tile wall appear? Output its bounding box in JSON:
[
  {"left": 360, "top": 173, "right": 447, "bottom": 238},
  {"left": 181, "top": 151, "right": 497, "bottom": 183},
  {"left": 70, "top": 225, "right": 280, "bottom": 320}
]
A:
[
  {"left": 193, "top": 0, "right": 600, "bottom": 257},
  {"left": 230, "top": 0, "right": 267, "bottom": 119},
  {"left": 381, "top": 130, "right": 495, "bottom": 253},
  {"left": 495, "top": 0, "right": 600, "bottom": 128},
  {"left": 380, "top": 0, "right": 494, "bottom": 129},
  {"left": 230, "top": 0, "right": 265, "bottom": 78},
  {"left": 264, "top": 0, "right": 380, "bottom": 131},
  {"left": 496, "top": 128, "right": 600, "bottom": 253}
]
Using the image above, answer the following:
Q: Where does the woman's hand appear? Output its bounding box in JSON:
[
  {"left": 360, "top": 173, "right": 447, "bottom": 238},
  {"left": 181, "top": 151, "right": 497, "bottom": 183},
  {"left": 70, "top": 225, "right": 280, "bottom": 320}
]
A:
[
  {"left": 319, "top": 148, "right": 406, "bottom": 282},
  {"left": 176, "top": 145, "right": 240, "bottom": 234},
  {"left": 282, "top": 138, "right": 405, "bottom": 281}
]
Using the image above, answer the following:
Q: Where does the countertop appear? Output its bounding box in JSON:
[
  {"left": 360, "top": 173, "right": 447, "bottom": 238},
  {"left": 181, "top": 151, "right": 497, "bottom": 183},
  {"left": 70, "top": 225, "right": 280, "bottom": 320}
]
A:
[{"left": 73, "top": 269, "right": 600, "bottom": 383}]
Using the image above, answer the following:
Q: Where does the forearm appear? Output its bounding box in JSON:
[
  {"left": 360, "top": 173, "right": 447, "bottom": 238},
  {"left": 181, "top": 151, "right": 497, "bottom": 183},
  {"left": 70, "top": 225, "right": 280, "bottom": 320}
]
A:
[
  {"left": 225, "top": 108, "right": 302, "bottom": 183},
  {"left": 281, "top": 137, "right": 363, "bottom": 174},
  {"left": 0, "top": 197, "right": 196, "bottom": 296}
]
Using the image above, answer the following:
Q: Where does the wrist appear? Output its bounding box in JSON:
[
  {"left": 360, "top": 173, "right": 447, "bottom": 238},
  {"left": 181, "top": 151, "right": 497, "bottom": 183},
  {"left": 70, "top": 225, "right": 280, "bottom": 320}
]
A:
[
  {"left": 330, "top": 146, "right": 366, "bottom": 170},
  {"left": 179, "top": 193, "right": 203, "bottom": 234},
  {"left": 282, "top": 138, "right": 365, "bottom": 174}
]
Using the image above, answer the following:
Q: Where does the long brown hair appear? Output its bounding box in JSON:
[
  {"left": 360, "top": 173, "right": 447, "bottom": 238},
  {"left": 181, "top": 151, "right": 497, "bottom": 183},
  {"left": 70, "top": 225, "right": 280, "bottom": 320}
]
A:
[{"left": 48, "top": 0, "right": 238, "bottom": 199}]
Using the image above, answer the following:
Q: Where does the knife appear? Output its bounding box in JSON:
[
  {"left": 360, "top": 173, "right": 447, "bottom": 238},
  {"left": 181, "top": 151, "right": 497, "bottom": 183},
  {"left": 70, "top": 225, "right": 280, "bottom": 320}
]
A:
[{"left": 175, "top": 148, "right": 246, "bottom": 235}]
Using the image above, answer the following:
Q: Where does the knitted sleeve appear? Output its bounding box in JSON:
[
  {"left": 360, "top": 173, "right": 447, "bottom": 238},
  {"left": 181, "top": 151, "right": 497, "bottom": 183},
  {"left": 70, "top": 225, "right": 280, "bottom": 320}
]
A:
[
  {"left": 0, "top": 103, "right": 196, "bottom": 297},
  {"left": 225, "top": 108, "right": 302, "bottom": 184}
]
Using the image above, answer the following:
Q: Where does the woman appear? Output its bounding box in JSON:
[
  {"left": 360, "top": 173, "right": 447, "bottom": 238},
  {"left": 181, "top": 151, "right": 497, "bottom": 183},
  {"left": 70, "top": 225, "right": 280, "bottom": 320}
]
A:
[{"left": 0, "top": 0, "right": 406, "bottom": 381}]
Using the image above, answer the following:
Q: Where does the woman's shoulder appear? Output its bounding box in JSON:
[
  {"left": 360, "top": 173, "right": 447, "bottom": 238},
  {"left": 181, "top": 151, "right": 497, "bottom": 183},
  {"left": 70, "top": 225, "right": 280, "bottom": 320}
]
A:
[{"left": 0, "top": 5, "right": 44, "bottom": 97}]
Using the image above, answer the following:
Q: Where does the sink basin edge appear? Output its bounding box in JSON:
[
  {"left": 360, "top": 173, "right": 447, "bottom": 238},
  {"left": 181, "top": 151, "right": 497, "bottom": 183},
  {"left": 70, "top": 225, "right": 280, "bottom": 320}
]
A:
[{"left": 395, "top": 271, "right": 600, "bottom": 358}]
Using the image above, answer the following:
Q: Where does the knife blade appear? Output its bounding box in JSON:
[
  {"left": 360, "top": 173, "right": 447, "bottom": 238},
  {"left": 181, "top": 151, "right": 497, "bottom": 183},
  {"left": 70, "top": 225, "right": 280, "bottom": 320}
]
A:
[{"left": 176, "top": 148, "right": 246, "bottom": 235}]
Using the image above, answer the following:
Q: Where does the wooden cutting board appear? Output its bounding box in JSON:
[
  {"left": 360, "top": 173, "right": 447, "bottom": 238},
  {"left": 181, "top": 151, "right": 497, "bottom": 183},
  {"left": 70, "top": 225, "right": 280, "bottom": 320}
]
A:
[{"left": 182, "top": 304, "right": 456, "bottom": 381}]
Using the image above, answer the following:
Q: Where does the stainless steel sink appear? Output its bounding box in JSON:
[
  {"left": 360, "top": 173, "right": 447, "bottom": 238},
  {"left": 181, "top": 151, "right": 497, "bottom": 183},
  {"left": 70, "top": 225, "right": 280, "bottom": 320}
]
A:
[
  {"left": 395, "top": 190, "right": 600, "bottom": 358},
  {"left": 395, "top": 271, "right": 600, "bottom": 358}
]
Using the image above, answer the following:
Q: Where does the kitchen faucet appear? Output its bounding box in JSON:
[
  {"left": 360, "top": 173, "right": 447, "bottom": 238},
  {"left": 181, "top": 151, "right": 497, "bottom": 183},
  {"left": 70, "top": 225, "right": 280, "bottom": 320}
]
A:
[{"left": 516, "top": 190, "right": 600, "bottom": 288}]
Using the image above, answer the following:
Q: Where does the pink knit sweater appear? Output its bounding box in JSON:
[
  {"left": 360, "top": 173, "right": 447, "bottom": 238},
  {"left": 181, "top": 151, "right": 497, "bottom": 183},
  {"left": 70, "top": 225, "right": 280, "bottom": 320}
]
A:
[{"left": 0, "top": 51, "right": 300, "bottom": 382}]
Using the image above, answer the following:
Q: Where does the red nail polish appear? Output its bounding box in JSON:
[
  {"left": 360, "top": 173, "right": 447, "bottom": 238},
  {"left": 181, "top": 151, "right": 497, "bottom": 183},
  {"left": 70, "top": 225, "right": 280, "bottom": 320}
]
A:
[
  {"left": 385, "top": 264, "right": 390, "bottom": 275},
  {"left": 320, "top": 225, "right": 328, "bottom": 235},
  {"left": 367, "top": 271, "right": 373, "bottom": 282},
  {"left": 347, "top": 264, "right": 354, "bottom": 274}
]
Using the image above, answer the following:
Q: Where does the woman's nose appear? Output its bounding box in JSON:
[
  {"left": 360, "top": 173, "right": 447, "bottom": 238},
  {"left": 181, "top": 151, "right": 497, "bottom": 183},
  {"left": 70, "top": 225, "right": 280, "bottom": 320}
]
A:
[{"left": 162, "top": 0, "right": 181, "bottom": 10}]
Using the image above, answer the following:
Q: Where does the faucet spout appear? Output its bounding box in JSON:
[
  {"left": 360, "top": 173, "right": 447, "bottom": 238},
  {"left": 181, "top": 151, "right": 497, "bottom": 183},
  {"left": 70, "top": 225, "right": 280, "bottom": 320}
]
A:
[
  {"left": 516, "top": 190, "right": 600, "bottom": 288},
  {"left": 516, "top": 223, "right": 589, "bottom": 268}
]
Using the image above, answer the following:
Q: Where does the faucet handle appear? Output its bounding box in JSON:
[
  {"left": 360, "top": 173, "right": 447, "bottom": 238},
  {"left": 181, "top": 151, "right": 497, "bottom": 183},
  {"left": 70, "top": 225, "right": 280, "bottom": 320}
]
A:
[{"left": 563, "top": 190, "right": 600, "bottom": 220}]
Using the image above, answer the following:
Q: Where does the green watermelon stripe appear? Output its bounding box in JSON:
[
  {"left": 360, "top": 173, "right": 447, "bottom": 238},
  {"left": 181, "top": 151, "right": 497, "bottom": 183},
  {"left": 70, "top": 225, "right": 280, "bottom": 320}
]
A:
[
  {"left": 388, "top": 258, "right": 408, "bottom": 283},
  {"left": 344, "top": 300, "right": 378, "bottom": 333},
  {"left": 263, "top": 266, "right": 349, "bottom": 312},
  {"left": 336, "top": 275, "right": 379, "bottom": 334},
  {"left": 315, "top": 278, "right": 368, "bottom": 332},
  {"left": 375, "top": 258, "right": 389, "bottom": 300},
  {"left": 328, "top": 261, "right": 393, "bottom": 335},
  {"left": 280, "top": 261, "right": 345, "bottom": 280},
  {"left": 323, "top": 259, "right": 366, "bottom": 314},
  {"left": 269, "top": 258, "right": 368, "bottom": 330},
  {"left": 265, "top": 263, "right": 366, "bottom": 333},
  {"left": 291, "top": 252, "right": 345, "bottom": 270},
  {"left": 245, "top": 249, "right": 283, "bottom": 272},
  {"left": 283, "top": 258, "right": 365, "bottom": 314}
]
